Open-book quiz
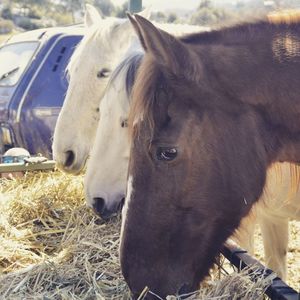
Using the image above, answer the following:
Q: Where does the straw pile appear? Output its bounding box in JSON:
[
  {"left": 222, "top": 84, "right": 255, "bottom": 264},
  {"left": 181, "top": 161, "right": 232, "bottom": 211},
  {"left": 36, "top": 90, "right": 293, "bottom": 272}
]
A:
[{"left": 0, "top": 170, "right": 279, "bottom": 299}]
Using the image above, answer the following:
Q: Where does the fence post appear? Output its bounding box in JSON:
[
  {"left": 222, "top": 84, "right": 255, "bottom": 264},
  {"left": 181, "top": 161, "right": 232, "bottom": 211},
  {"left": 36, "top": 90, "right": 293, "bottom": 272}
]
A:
[{"left": 128, "top": 0, "right": 142, "bottom": 13}]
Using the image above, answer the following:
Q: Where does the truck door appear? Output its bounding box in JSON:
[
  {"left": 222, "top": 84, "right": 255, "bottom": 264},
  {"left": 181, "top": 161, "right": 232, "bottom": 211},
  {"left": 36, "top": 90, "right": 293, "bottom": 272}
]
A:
[{"left": 17, "top": 34, "right": 82, "bottom": 157}]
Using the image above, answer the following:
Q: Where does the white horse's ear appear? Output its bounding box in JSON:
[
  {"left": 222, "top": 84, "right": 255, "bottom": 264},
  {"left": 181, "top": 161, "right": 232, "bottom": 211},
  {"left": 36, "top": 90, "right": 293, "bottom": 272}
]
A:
[
  {"left": 136, "top": 7, "right": 151, "bottom": 20},
  {"left": 84, "top": 4, "right": 103, "bottom": 27}
]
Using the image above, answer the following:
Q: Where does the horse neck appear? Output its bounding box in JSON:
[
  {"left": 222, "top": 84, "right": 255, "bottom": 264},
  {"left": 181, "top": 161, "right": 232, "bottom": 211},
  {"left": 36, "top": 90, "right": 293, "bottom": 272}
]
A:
[{"left": 193, "top": 24, "right": 300, "bottom": 134}]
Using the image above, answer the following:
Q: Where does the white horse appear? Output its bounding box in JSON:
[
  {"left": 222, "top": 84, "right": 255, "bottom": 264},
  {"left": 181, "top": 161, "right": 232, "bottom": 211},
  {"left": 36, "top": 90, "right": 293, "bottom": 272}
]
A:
[
  {"left": 52, "top": 4, "right": 206, "bottom": 174},
  {"left": 85, "top": 49, "right": 300, "bottom": 281},
  {"left": 52, "top": 5, "right": 140, "bottom": 173},
  {"left": 84, "top": 51, "right": 143, "bottom": 218}
]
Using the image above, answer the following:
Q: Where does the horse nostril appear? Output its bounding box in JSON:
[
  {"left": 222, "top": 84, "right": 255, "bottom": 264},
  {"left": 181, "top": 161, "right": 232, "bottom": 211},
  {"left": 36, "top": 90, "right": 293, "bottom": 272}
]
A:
[
  {"left": 93, "top": 197, "right": 106, "bottom": 215},
  {"left": 65, "top": 150, "right": 75, "bottom": 167}
]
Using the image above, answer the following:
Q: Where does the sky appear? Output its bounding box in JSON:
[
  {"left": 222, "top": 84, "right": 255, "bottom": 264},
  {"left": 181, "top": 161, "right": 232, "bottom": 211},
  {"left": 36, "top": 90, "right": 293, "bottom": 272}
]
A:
[{"left": 110, "top": 0, "right": 200, "bottom": 11}]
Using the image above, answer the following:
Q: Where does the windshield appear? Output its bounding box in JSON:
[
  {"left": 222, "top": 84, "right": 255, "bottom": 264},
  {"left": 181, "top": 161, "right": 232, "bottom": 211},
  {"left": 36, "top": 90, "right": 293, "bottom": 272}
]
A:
[{"left": 0, "top": 41, "right": 39, "bottom": 86}]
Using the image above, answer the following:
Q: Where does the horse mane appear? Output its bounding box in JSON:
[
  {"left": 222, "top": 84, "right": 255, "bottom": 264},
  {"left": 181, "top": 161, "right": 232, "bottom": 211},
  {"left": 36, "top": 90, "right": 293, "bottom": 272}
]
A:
[
  {"left": 181, "top": 12, "right": 300, "bottom": 46},
  {"left": 129, "top": 55, "right": 162, "bottom": 138},
  {"left": 108, "top": 52, "right": 143, "bottom": 99},
  {"left": 268, "top": 10, "right": 300, "bottom": 24}
]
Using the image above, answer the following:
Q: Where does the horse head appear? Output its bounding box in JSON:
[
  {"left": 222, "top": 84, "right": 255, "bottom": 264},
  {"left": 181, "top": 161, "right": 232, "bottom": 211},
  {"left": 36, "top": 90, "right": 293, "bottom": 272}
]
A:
[
  {"left": 52, "top": 5, "right": 141, "bottom": 174},
  {"left": 120, "top": 15, "right": 300, "bottom": 298},
  {"left": 84, "top": 53, "right": 142, "bottom": 219}
]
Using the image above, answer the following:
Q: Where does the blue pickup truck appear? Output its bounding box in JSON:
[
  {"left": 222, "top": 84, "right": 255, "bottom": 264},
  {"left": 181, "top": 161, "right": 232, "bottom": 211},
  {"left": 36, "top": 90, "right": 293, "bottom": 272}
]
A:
[{"left": 0, "top": 26, "right": 84, "bottom": 158}]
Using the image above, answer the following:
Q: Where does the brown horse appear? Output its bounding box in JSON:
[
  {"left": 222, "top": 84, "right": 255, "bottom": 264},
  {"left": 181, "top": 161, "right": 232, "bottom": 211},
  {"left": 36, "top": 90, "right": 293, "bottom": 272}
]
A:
[{"left": 120, "top": 14, "right": 300, "bottom": 299}]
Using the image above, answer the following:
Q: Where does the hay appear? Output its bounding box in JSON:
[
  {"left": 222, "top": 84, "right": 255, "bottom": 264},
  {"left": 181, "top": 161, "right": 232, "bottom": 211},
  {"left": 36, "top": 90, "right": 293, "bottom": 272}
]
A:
[
  {"left": 0, "top": 171, "right": 129, "bottom": 299},
  {"left": 0, "top": 171, "right": 278, "bottom": 299}
]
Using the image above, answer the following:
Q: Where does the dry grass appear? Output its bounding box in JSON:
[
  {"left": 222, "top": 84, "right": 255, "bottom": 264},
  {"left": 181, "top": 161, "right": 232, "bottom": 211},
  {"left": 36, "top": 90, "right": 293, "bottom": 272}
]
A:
[
  {"left": 0, "top": 171, "right": 287, "bottom": 299},
  {"left": 0, "top": 171, "right": 129, "bottom": 299}
]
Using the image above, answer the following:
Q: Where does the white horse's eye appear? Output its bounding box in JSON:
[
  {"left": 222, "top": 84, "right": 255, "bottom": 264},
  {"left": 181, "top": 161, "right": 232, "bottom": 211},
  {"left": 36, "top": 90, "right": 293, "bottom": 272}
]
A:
[
  {"left": 97, "top": 68, "right": 110, "bottom": 78},
  {"left": 121, "top": 119, "right": 128, "bottom": 128}
]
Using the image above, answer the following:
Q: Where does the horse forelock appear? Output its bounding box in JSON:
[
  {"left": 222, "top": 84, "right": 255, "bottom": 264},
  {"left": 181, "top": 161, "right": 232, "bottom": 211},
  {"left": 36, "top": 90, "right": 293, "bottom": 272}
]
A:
[
  {"left": 108, "top": 52, "right": 143, "bottom": 100},
  {"left": 128, "top": 52, "right": 205, "bottom": 141},
  {"left": 129, "top": 56, "right": 163, "bottom": 141},
  {"left": 125, "top": 54, "right": 143, "bottom": 97}
]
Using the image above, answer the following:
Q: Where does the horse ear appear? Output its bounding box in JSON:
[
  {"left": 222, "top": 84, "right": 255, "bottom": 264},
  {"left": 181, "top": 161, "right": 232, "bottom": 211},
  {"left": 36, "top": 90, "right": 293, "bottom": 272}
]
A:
[
  {"left": 130, "top": 14, "right": 171, "bottom": 59},
  {"left": 137, "top": 7, "right": 151, "bottom": 19},
  {"left": 84, "top": 4, "right": 103, "bottom": 27},
  {"left": 127, "top": 13, "right": 147, "bottom": 51},
  {"left": 131, "top": 15, "right": 200, "bottom": 78}
]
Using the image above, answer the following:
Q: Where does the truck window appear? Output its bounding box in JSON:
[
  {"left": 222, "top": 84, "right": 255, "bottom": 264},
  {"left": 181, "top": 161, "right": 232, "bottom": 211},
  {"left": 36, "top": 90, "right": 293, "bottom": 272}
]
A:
[{"left": 0, "top": 41, "right": 39, "bottom": 86}]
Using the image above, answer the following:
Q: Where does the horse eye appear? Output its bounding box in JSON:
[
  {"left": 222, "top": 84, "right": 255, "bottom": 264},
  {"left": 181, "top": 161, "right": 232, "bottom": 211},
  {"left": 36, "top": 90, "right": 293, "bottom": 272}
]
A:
[
  {"left": 156, "top": 147, "right": 177, "bottom": 161},
  {"left": 96, "top": 107, "right": 100, "bottom": 113},
  {"left": 121, "top": 119, "right": 128, "bottom": 128},
  {"left": 97, "top": 68, "right": 110, "bottom": 78}
]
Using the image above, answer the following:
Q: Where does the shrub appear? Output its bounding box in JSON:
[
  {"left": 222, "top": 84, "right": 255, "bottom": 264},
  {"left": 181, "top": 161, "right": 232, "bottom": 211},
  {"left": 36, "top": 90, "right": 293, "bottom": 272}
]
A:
[
  {"left": 28, "top": 7, "right": 42, "bottom": 20},
  {"left": 16, "top": 17, "right": 39, "bottom": 30},
  {"left": 167, "top": 13, "right": 178, "bottom": 23},
  {"left": 50, "top": 12, "right": 72, "bottom": 26},
  {"left": 1, "top": 7, "right": 12, "bottom": 20}
]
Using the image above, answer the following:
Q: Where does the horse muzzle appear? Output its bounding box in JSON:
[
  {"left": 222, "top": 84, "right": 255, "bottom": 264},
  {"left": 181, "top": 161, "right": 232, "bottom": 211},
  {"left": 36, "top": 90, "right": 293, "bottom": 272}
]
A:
[{"left": 92, "top": 196, "right": 125, "bottom": 220}]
